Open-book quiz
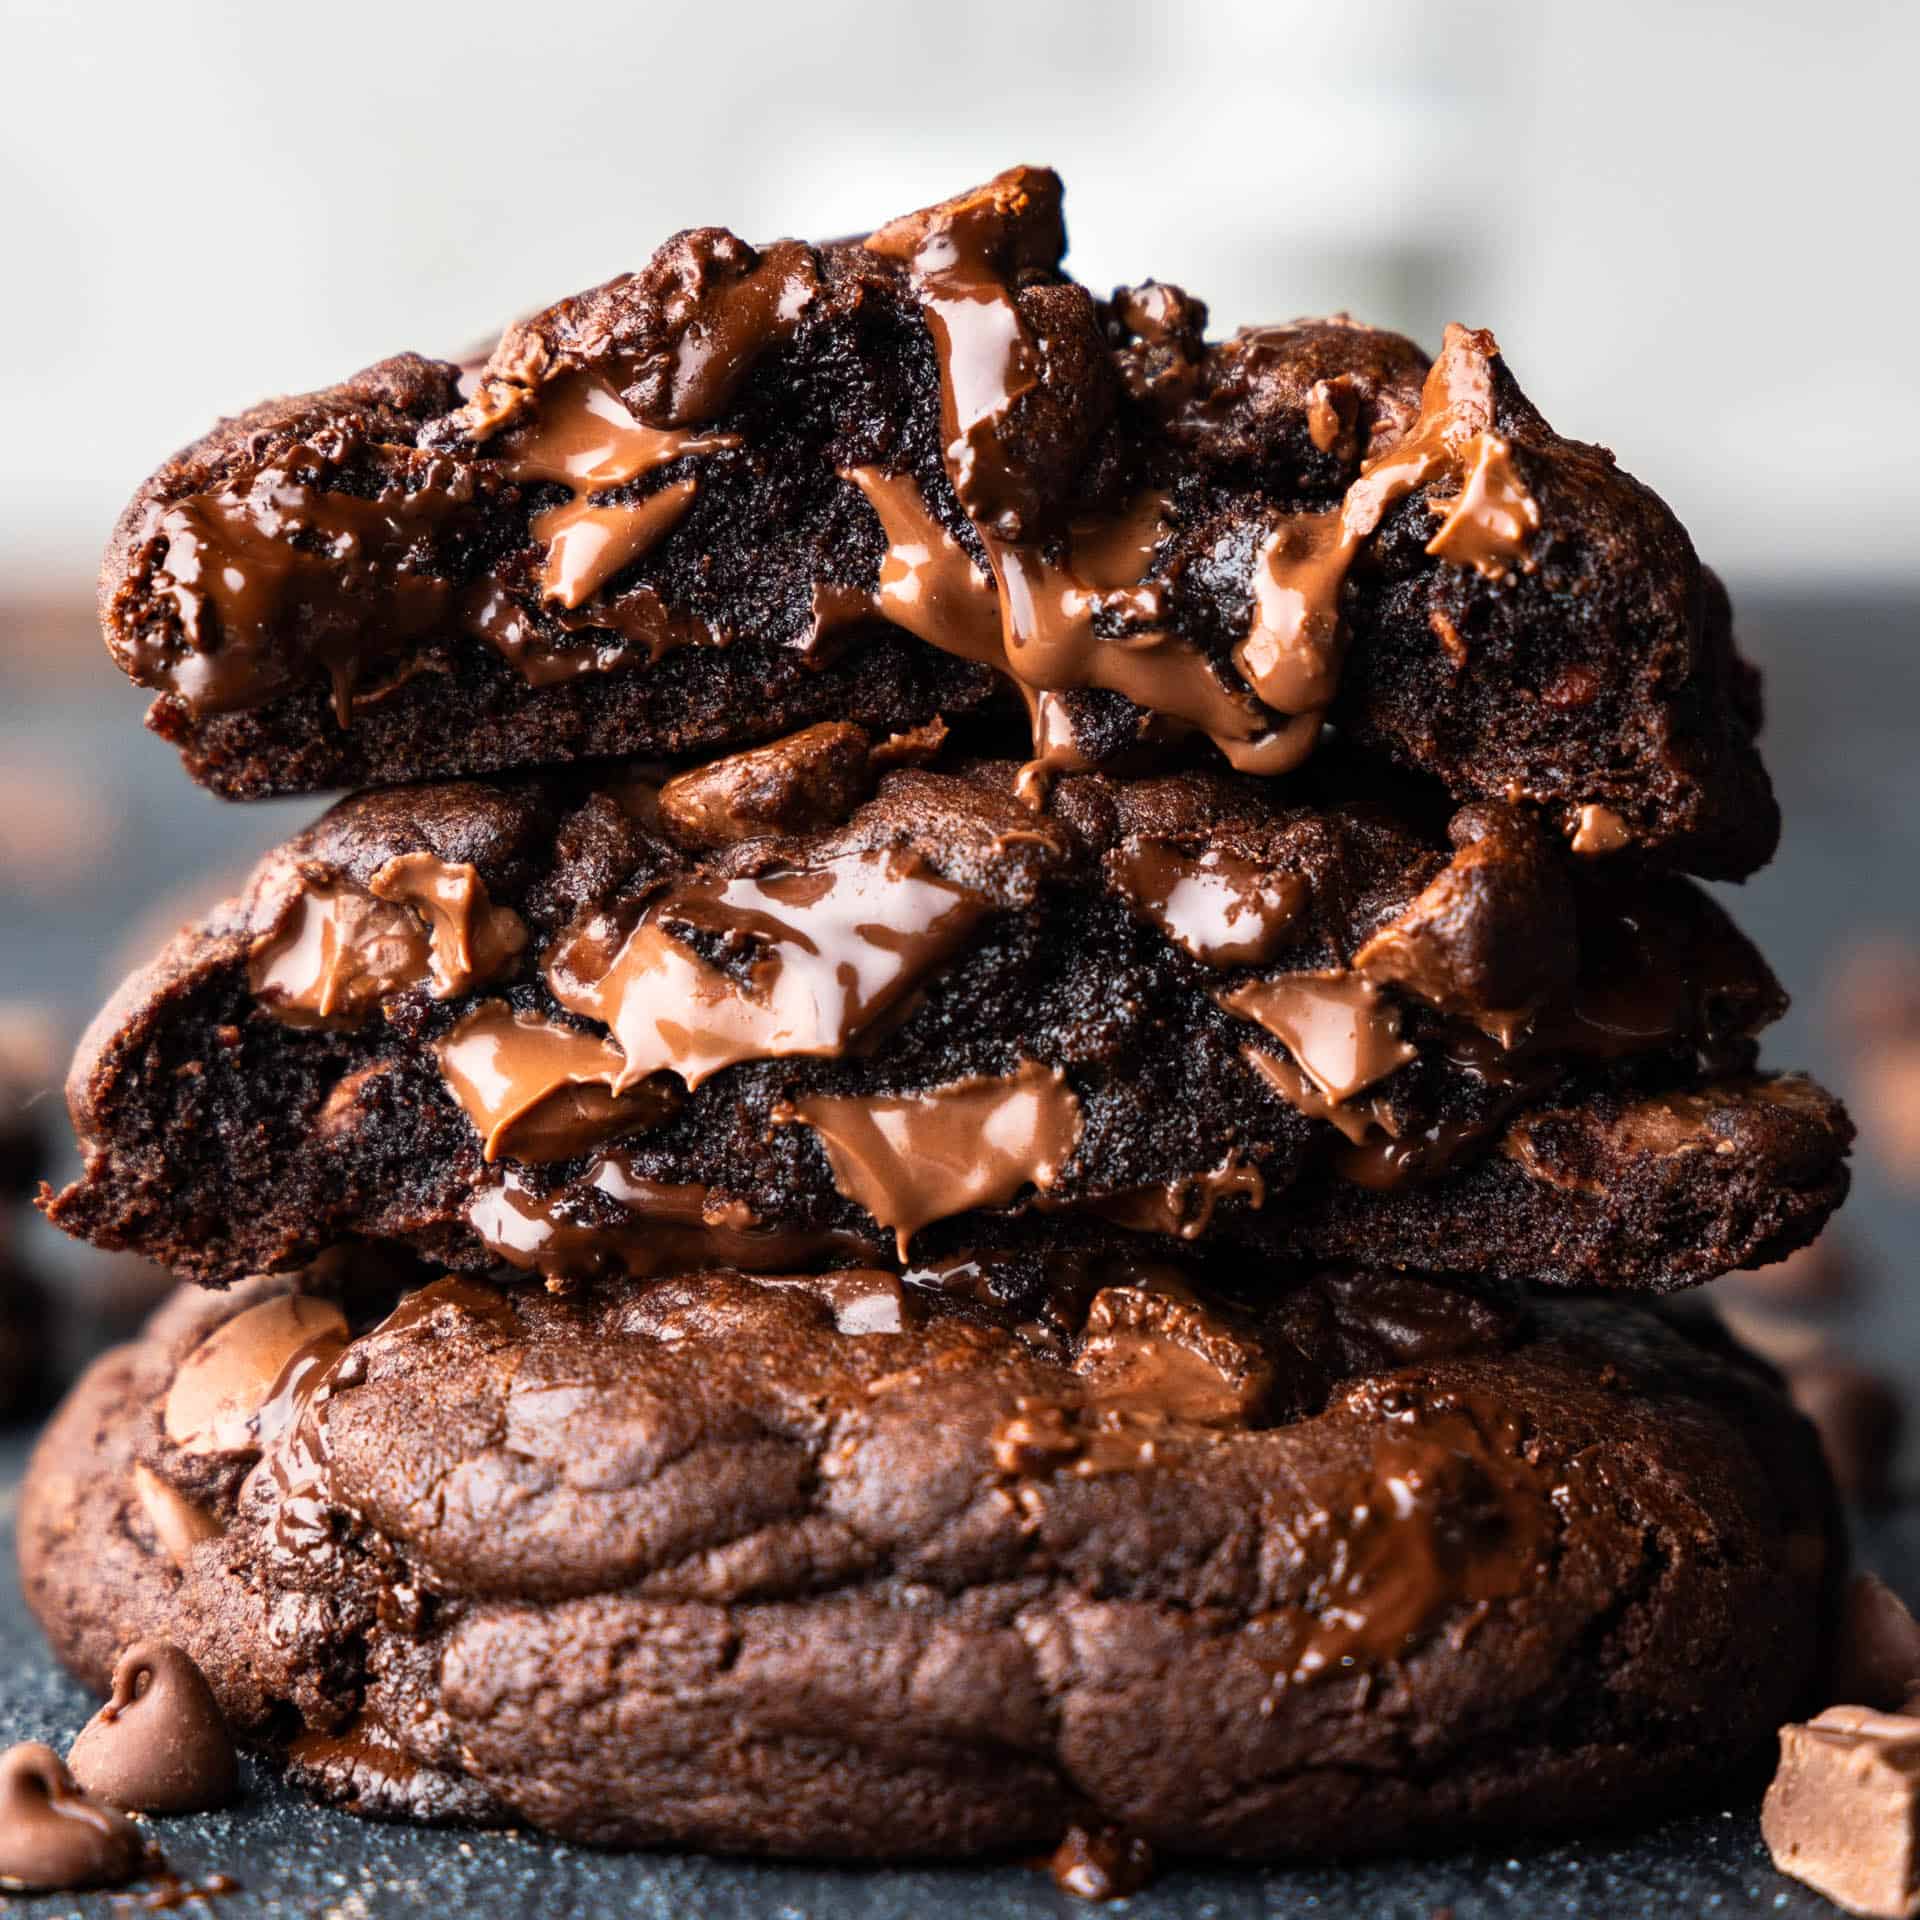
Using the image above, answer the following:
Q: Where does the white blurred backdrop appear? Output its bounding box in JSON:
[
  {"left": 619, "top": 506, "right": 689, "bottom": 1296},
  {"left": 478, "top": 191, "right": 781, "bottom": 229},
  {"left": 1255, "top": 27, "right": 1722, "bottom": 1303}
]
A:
[{"left": 3, "top": 0, "right": 1915, "bottom": 589}]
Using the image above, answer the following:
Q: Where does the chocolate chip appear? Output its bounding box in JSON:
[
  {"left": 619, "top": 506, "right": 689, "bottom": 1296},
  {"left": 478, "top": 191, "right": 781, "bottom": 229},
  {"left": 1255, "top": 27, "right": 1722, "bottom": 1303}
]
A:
[
  {"left": 0, "top": 1743, "right": 147, "bottom": 1892},
  {"left": 67, "top": 1642, "right": 238, "bottom": 1816}
]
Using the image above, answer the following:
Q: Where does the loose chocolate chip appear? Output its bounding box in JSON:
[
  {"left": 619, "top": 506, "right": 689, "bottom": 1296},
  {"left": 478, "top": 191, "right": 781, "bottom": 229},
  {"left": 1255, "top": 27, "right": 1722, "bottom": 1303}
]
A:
[
  {"left": 0, "top": 1742, "right": 148, "bottom": 1892},
  {"left": 68, "top": 1641, "right": 238, "bottom": 1815}
]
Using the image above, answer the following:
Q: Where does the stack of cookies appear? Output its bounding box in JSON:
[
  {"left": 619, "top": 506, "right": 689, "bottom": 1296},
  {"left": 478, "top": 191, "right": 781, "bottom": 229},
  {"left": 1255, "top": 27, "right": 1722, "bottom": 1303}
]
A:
[{"left": 21, "top": 168, "right": 1855, "bottom": 1874}]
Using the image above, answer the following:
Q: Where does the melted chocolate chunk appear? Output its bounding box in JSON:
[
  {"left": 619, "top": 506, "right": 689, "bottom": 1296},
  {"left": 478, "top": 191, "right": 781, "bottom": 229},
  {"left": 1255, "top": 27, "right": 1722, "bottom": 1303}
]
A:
[
  {"left": 783, "top": 1059, "right": 1084, "bottom": 1259},
  {"left": 656, "top": 723, "right": 874, "bottom": 847}
]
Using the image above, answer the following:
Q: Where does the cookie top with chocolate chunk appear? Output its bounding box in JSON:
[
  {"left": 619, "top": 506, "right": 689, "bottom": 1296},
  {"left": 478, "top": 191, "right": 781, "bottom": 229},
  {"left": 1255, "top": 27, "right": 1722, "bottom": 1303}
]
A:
[{"left": 101, "top": 168, "right": 1774, "bottom": 878}]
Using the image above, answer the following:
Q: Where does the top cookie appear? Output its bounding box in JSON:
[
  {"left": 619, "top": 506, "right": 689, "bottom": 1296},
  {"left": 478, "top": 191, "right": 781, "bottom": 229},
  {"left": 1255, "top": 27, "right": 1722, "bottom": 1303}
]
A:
[{"left": 102, "top": 168, "right": 1773, "bottom": 877}]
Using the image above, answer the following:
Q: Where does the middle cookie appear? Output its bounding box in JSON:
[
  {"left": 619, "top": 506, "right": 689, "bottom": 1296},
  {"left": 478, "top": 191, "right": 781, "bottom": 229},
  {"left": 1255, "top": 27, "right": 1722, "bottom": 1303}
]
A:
[{"left": 47, "top": 740, "right": 1848, "bottom": 1293}]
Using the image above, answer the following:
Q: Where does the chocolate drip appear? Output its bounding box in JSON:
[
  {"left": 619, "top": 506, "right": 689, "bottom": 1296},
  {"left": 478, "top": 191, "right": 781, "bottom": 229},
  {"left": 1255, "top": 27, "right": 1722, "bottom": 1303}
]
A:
[
  {"left": 545, "top": 848, "right": 988, "bottom": 1091},
  {"left": 987, "top": 494, "right": 1310, "bottom": 779},
  {"left": 863, "top": 169, "right": 1060, "bottom": 538},
  {"left": 434, "top": 1001, "right": 678, "bottom": 1162},
  {"left": 781, "top": 1059, "right": 1083, "bottom": 1258},
  {"left": 840, "top": 466, "right": 1002, "bottom": 663},
  {"left": 845, "top": 453, "right": 1320, "bottom": 784},
  {"left": 136, "top": 455, "right": 475, "bottom": 723},
  {"left": 868, "top": 168, "right": 1541, "bottom": 780},
  {"left": 1231, "top": 324, "right": 1541, "bottom": 741},
  {"left": 263, "top": 1321, "right": 355, "bottom": 1558},
  {"left": 1011, "top": 686, "right": 1098, "bottom": 807}
]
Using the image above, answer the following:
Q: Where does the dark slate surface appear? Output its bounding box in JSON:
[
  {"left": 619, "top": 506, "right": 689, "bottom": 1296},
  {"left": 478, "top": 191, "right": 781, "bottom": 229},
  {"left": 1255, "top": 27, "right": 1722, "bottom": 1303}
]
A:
[{"left": 2, "top": 587, "right": 1918, "bottom": 1915}]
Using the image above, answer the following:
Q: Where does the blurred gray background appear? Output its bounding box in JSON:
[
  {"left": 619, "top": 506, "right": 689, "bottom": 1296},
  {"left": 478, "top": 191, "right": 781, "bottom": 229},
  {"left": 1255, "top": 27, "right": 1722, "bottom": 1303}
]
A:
[
  {"left": 5, "top": 0, "right": 1916, "bottom": 586},
  {"left": 1, "top": 0, "right": 1916, "bottom": 1373}
]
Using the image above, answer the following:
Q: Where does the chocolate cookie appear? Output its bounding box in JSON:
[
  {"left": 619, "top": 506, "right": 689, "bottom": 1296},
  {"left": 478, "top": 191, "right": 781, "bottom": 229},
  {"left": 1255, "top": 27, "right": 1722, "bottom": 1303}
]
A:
[
  {"left": 100, "top": 168, "right": 1774, "bottom": 878},
  {"left": 42, "top": 750, "right": 1842, "bottom": 1293},
  {"left": 19, "top": 1262, "right": 1840, "bottom": 1861}
]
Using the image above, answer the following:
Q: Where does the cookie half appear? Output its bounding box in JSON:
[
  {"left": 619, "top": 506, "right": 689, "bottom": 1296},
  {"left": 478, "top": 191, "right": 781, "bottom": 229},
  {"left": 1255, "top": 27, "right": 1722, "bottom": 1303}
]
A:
[
  {"left": 42, "top": 754, "right": 1842, "bottom": 1293},
  {"left": 99, "top": 167, "right": 1775, "bottom": 878}
]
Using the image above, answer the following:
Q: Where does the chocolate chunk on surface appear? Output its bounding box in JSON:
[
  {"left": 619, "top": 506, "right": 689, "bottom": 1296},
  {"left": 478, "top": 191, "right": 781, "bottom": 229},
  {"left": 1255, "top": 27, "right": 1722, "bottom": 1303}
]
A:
[
  {"left": 99, "top": 169, "right": 1774, "bottom": 878},
  {"left": 1764, "top": 1708, "right": 1920, "bottom": 1918},
  {"left": 19, "top": 1263, "right": 1840, "bottom": 1862},
  {"left": 41, "top": 757, "right": 1834, "bottom": 1294}
]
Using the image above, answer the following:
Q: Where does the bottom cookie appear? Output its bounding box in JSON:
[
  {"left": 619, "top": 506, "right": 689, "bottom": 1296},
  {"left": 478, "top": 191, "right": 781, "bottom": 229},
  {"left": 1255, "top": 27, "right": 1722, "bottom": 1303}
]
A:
[{"left": 20, "top": 1257, "right": 1839, "bottom": 1862}]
